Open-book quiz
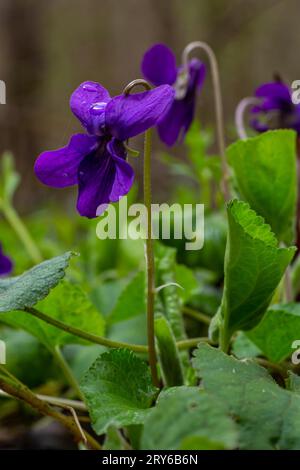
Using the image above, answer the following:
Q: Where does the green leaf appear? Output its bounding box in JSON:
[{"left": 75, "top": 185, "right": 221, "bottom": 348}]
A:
[
  {"left": 218, "top": 200, "right": 295, "bottom": 347},
  {"left": 141, "top": 386, "right": 237, "bottom": 450},
  {"left": 0, "top": 151, "right": 20, "bottom": 205},
  {"left": 80, "top": 349, "right": 158, "bottom": 435},
  {"left": 154, "top": 315, "right": 184, "bottom": 387},
  {"left": 247, "top": 303, "right": 300, "bottom": 362},
  {"left": 108, "top": 271, "right": 145, "bottom": 324},
  {"left": 0, "top": 281, "right": 105, "bottom": 349},
  {"left": 0, "top": 252, "right": 74, "bottom": 312},
  {"left": 193, "top": 343, "right": 300, "bottom": 449},
  {"left": 227, "top": 130, "right": 297, "bottom": 243}
]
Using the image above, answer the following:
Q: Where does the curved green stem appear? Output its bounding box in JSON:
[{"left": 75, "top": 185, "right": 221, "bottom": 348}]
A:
[
  {"left": 25, "top": 307, "right": 207, "bottom": 353},
  {"left": 0, "top": 364, "right": 23, "bottom": 386},
  {"left": 182, "top": 306, "right": 211, "bottom": 325},
  {"left": 177, "top": 337, "right": 211, "bottom": 350},
  {"left": 26, "top": 307, "right": 149, "bottom": 353},
  {"left": 52, "top": 345, "right": 84, "bottom": 401},
  {"left": 182, "top": 41, "right": 230, "bottom": 202},
  {"left": 2, "top": 203, "right": 42, "bottom": 264},
  {"left": 255, "top": 358, "right": 286, "bottom": 377}
]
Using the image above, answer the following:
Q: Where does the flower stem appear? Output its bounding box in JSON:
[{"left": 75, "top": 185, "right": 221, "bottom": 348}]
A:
[
  {"left": 25, "top": 307, "right": 207, "bottom": 355},
  {"left": 255, "top": 358, "right": 286, "bottom": 377},
  {"left": 182, "top": 41, "right": 230, "bottom": 202},
  {"left": 219, "top": 326, "right": 230, "bottom": 353},
  {"left": 25, "top": 307, "right": 149, "bottom": 353},
  {"left": 2, "top": 203, "right": 42, "bottom": 264},
  {"left": 182, "top": 306, "right": 211, "bottom": 325},
  {"left": 52, "top": 345, "right": 84, "bottom": 401},
  {"left": 176, "top": 337, "right": 211, "bottom": 350},
  {"left": 143, "top": 128, "right": 159, "bottom": 387},
  {"left": 0, "top": 374, "right": 101, "bottom": 450},
  {"left": 123, "top": 79, "right": 159, "bottom": 387}
]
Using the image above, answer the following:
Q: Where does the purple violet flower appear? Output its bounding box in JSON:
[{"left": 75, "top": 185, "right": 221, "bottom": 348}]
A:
[
  {"left": 250, "top": 81, "right": 300, "bottom": 134},
  {"left": 141, "top": 43, "right": 206, "bottom": 146},
  {"left": 0, "top": 244, "right": 13, "bottom": 276},
  {"left": 34, "top": 81, "right": 174, "bottom": 218}
]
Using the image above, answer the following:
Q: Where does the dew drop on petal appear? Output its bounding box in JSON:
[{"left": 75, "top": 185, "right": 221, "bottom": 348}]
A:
[
  {"left": 83, "top": 83, "right": 99, "bottom": 92},
  {"left": 90, "top": 102, "right": 107, "bottom": 115}
]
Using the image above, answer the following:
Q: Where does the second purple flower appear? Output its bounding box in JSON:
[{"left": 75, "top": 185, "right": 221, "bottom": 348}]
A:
[{"left": 141, "top": 44, "right": 206, "bottom": 146}]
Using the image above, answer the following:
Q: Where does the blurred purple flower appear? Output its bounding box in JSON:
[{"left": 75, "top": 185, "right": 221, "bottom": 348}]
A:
[
  {"left": 0, "top": 244, "right": 13, "bottom": 276},
  {"left": 34, "top": 81, "right": 174, "bottom": 218},
  {"left": 141, "top": 43, "right": 206, "bottom": 146},
  {"left": 250, "top": 81, "right": 300, "bottom": 134}
]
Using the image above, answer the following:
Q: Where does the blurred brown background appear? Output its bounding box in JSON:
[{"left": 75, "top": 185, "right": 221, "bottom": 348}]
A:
[{"left": 0, "top": 0, "right": 298, "bottom": 212}]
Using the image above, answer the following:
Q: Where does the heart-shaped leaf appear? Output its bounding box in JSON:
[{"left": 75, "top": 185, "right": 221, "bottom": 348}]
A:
[
  {"left": 227, "top": 130, "right": 297, "bottom": 243},
  {"left": 247, "top": 303, "right": 300, "bottom": 362},
  {"left": 217, "top": 200, "right": 295, "bottom": 349},
  {"left": 141, "top": 386, "right": 237, "bottom": 450},
  {"left": 193, "top": 343, "right": 300, "bottom": 449},
  {"left": 80, "top": 349, "right": 158, "bottom": 435}
]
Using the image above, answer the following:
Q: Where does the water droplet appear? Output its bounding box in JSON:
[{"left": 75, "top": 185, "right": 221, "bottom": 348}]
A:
[
  {"left": 62, "top": 172, "right": 68, "bottom": 177},
  {"left": 232, "top": 368, "right": 236, "bottom": 374},
  {"left": 83, "top": 83, "right": 98, "bottom": 92},
  {"left": 90, "top": 102, "right": 107, "bottom": 115}
]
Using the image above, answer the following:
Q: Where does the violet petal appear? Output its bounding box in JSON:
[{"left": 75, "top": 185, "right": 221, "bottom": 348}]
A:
[
  {"left": 106, "top": 84, "right": 175, "bottom": 140},
  {"left": 141, "top": 43, "right": 177, "bottom": 86},
  {"left": 158, "top": 59, "right": 206, "bottom": 146},
  {"left": 107, "top": 138, "right": 134, "bottom": 202},
  {"left": 70, "top": 81, "right": 110, "bottom": 133},
  {"left": 34, "top": 134, "right": 98, "bottom": 188},
  {"left": 76, "top": 139, "right": 134, "bottom": 218}
]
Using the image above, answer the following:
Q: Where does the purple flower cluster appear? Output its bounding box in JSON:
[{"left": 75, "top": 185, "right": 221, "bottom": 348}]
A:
[
  {"left": 250, "top": 81, "right": 300, "bottom": 134},
  {"left": 142, "top": 44, "right": 206, "bottom": 146},
  {"left": 34, "top": 43, "right": 208, "bottom": 218},
  {"left": 35, "top": 82, "right": 174, "bottom": 218},
  {"left": 0, "top": 244, "right": 13, "bottom": 276}
]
